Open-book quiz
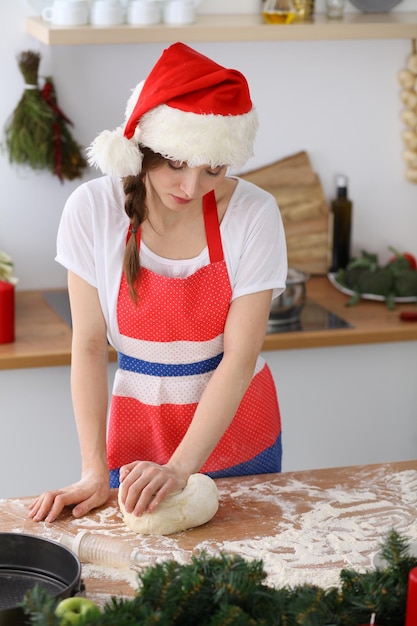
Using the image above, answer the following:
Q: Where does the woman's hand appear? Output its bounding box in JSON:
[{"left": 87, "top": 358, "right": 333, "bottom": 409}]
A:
[
  {"left": 28, "top": 472, "right": 110, "bottom": 523},
  {"left": 119, "top": 461, "right": 187, "bottom": 517}
]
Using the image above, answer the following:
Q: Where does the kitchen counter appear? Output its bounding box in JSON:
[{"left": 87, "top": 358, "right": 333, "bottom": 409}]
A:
[
  {"left": 1, "top": 277, "right": 417, "bottom": 370},
  {"left": 1, "top": 460, "right": 416, "bottom": 607}
]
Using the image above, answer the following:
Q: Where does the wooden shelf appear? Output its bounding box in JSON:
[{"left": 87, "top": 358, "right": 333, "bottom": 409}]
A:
[{"left": 26, "top": 12, "right": 417, "bottom": 46}]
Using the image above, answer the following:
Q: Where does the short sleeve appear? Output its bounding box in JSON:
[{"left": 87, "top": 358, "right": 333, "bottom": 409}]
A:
[
  {"left": 222, "top": 179, "right": 287, "bottom": 301},
  {"left": 56, "top": 182, "right": 98, "bottom": 287}
]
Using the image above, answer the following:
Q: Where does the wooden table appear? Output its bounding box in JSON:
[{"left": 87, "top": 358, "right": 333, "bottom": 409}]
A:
[{"left": 1, "top": 460, "right": 416, "bottom": 607}]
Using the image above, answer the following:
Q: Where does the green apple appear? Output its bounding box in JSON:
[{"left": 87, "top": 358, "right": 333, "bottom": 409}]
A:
[{"left": 55, "top": 596, "right": 101, "bottom": 625}]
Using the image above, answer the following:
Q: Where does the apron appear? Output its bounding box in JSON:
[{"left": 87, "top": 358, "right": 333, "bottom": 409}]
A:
[{"left": 108, "top": 190, "right": 282, "bottom": 488}]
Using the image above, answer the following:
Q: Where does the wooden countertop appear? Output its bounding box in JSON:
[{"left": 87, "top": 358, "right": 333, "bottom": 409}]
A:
[
  {"left": 264, "top": 275, "right": 417, "bottom": 350},
  {"left": 1, "top": 277, "right": 417, "bottom": 370},
  {"left": 1, "top": 460, "right": 416, "bottom": 607}
]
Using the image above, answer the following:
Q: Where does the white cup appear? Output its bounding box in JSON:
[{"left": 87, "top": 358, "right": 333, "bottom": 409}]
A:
[
  {"left": 42, "top": 0, "right": 89, "bottom": 25},
  {"left": 163, "top": 0, "right": 196, "bottom": 24},
  {"left": 91, "top": 0, "right": 125, "bottom": 25},
  {"left": 127, "top": 0, "right": 161, "bottom": 25}
]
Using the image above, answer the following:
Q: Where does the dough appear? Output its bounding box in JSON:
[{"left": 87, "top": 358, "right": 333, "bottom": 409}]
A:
[{"left": 118, "top": 473, "right": 219, "bottom": 535}]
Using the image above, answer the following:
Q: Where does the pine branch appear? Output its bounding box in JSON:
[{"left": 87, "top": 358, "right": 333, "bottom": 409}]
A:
[
  {"left": 22, "top": 531, "right": 417, "bottom": 626},
  {"left": 21, "top": 585, "right": 61, "bottom": 626}
]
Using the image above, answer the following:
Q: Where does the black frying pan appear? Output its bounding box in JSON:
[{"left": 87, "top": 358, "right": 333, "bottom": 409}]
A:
[{"left": 0, "top": 532, "right": 82, "bottom": 626}]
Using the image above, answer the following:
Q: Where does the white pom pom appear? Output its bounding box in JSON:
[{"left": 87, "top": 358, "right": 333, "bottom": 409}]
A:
[{"left": 86, "top": 127, "right": 143, "bottom": 177}]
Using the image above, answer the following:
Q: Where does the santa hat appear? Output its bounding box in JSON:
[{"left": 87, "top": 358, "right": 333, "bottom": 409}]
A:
[{"left": 87, "top": 42, "right": 258, "bottom": 177}]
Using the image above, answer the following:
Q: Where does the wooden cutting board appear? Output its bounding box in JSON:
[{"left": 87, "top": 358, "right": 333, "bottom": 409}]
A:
[{"left": 241, "top": 151, "right": 331, "bottom": 275}]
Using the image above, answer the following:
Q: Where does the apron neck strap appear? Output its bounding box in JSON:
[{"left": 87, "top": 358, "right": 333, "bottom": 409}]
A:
[{"left": 203, "top": 190, "right": 224, "bottom": 264}]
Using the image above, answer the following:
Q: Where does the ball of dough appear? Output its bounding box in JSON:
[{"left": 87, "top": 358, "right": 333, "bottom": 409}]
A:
[{"left": 118, "top": 473, "right": 219, "bottom": 535}]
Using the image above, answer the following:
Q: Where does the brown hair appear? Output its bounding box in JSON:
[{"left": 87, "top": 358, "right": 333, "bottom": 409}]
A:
[{"left": 122, "top": 147, "right": 167, "bottom": 301}]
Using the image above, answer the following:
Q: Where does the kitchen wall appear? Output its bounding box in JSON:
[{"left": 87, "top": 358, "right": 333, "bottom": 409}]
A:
[
  {"left": 1, "top": 1, "right": 416, "bottom": 498},
  {"left": 1, "top": 1, "right": 417, "bottom": 289}
]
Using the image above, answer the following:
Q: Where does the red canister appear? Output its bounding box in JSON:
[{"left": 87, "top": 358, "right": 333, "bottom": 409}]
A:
[
  {"left": 0, "top": 280, "right": 15, "bottom": 343},
  {"left": 405, "top": 568, "right": 417, "bottom": 626}
]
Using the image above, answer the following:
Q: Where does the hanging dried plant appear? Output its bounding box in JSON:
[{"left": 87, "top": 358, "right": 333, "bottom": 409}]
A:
[{"left": 3, "top": 50, "right": 87, "bottom": 182}]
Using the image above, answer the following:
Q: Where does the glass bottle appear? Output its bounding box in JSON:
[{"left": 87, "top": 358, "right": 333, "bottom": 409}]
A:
[
  {"left": 325, "top": 0, "right": 345, "bottom": 19},
  {"left": 330, "top": 174, "right": 352, "bottom": 272},
  {"left": 262, "top": 0, "right": 308, "bottom": 24}
]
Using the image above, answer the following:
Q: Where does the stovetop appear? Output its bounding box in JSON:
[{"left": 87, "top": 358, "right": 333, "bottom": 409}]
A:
[
  {"left": 266, "top": 298, "right": 352, "bottom": 334},
  {"left": 43, "top": 292, "right": 352, "bottom": 335}
]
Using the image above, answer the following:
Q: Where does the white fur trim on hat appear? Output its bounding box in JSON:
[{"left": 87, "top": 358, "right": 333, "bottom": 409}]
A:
[
  {"left": 87, "top": 103, "right": 258, "bottom": 177},
  {"left": 86, "top": 127, "right": 144, "bottom": 178},
  {"left": 136, "top": 104, "right": 258, "bottom": 169}
]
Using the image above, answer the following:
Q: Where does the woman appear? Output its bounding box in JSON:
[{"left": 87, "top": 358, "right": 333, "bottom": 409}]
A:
[{"left": 29, "top": 43, "right": 287, "bottom": 524}]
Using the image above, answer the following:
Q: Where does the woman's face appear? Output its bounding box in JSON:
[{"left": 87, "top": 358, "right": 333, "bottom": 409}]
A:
[{"left": 146, "top": 159, "right": 227, "bottom": 211}]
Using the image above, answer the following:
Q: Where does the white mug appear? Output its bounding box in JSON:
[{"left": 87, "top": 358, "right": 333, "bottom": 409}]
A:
[
  {"left": 42, "top": 0, "right": 89, "bottom": 25},
  {"left": 127, "top": 0, "right": 161, "bottom": 25},
  {"left": 91, "top": 0, "right": 125, "bottom": 25},
  {"left": 163, "top": 0, "right": 196, "bottom": 24}
]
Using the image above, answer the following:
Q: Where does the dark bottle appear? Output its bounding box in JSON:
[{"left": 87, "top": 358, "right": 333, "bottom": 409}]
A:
[{"left": 330, "top": 174, "right": 352, "bottom": 272}]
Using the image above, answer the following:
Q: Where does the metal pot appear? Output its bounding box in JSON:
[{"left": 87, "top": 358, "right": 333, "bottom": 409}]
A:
[
  {"left": 269, "top": 268, "right": 310, "bottom": 325},
  {"left": 0, "top": 533, "right": 82, "bottom": 626}
]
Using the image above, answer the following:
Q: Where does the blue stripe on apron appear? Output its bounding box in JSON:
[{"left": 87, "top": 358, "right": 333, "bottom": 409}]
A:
[
  {"left": 118, "top": 352, "right": 223, "bottom": 377},
  {"left": 206, "top": 436, "right": 282, "bottom": 479}
]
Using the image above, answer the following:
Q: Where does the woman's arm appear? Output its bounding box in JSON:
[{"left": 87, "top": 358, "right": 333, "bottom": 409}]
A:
[
  {"left": 120, "top": 288, "right": 272, "bottom": 515},
  {"left": 29, "top": 271, "right": 111, "bottom": 522}
]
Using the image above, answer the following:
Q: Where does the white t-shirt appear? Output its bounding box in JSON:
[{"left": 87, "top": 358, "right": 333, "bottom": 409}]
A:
[{"left": 56, "top": 175, "right": 287, "bottom": 349}]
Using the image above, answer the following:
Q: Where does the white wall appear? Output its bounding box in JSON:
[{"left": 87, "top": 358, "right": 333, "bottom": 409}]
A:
[
  {"left": 1, "top": 1, "right": 416, "bottom": 288},
  {"left": 1, "top": 1, "right": 416, "bottom": 498}
]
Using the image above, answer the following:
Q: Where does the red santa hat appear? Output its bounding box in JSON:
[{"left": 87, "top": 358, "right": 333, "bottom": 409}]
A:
[{"left": 87, "top": 42, "right": 258, "bottom": 177}]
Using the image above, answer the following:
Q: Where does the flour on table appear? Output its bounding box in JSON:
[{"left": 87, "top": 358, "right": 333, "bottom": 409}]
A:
[
  {"left": 194, "top": 469, "right": 417, "bottom": 589},
  {"left": 5, "top": 468, "right": 415, "bottom": 594}
]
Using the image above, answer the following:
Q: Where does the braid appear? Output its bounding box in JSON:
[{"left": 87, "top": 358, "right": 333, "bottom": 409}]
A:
[
  {"left": 123, "top": 174, "right": 146, "bottom": 302},
  {"left": 122, "top": 148, "right": 167, "bottom": 302}
]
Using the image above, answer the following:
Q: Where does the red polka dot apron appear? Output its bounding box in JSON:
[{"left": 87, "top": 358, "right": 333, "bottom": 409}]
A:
[{"left": 108, "top": 190, "right": 282, "bottom": 487}]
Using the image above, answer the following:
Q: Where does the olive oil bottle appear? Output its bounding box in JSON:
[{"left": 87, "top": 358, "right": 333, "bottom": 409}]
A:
[
  {"left": 262, "top": 0, "right": 296, "bottom": 23},
  {"left": 330, "top": 174, "right": 352, "bottom": 272},
  {"left": 262, "top": 0, "right": 310, "bottom": 23}
]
